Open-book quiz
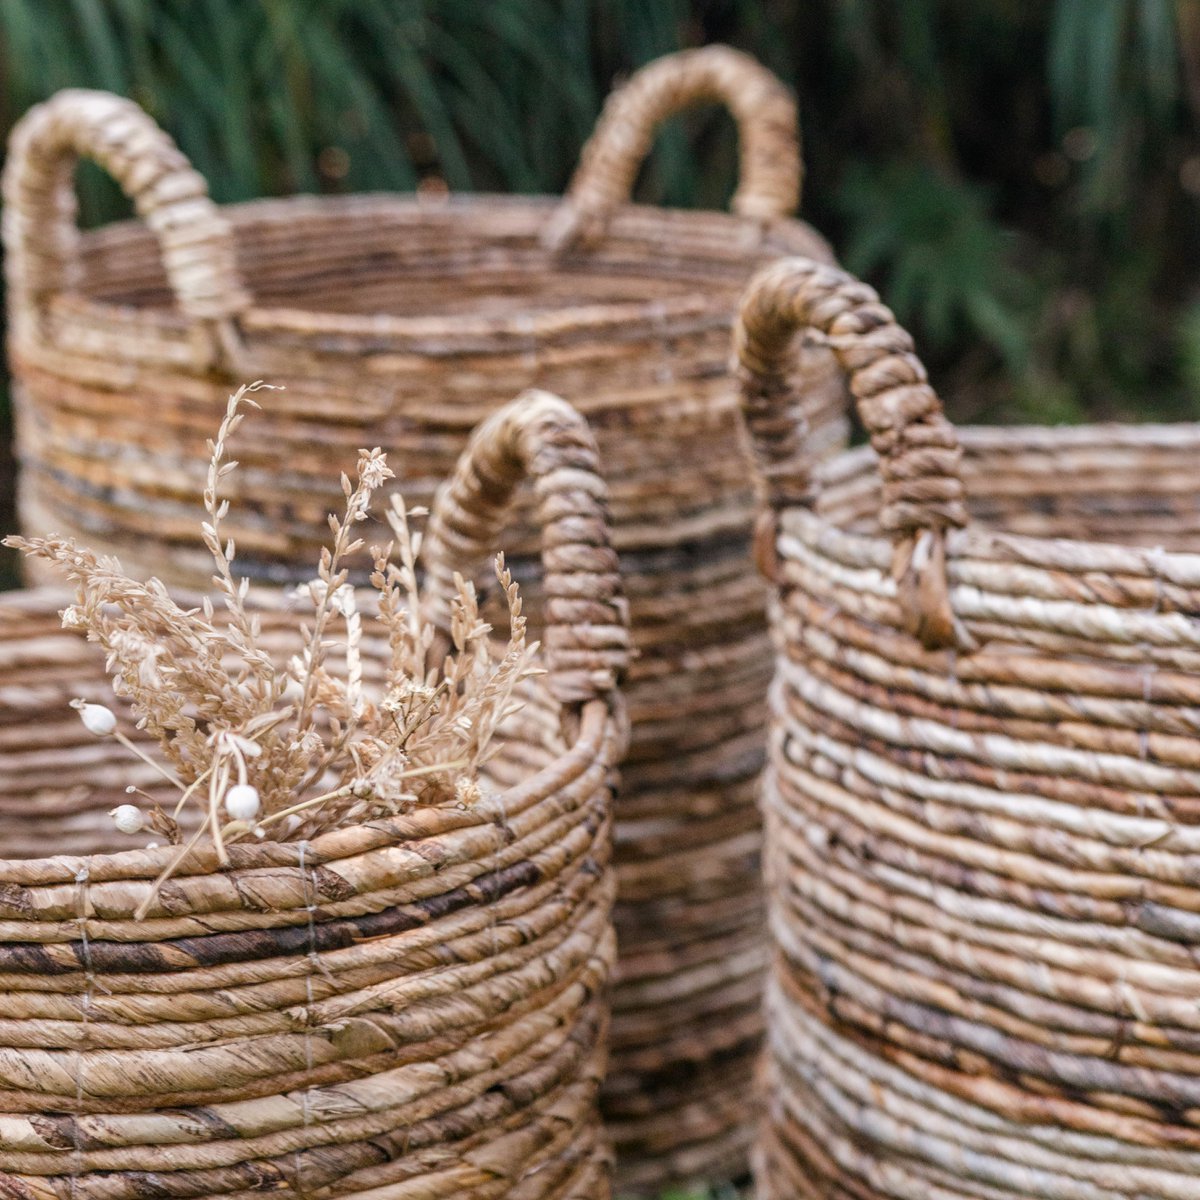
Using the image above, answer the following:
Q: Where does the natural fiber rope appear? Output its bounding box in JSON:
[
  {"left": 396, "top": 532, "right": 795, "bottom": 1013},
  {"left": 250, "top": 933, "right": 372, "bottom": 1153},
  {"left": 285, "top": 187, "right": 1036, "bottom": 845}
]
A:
[
  {"left": 2, "top": 88, "right": 247, "bottom": 368},
  {"left": 738, "top": 257, "right": 1200, "bottom": 1200},
  {"left": 422, "top": 389, "right": 630, "bottom": 714},
  {"left": 547, "top": 44, "right": 800, "bottom": 248},
  {"left": 736, "top": 256, "right": 968, "bottom": 648}
]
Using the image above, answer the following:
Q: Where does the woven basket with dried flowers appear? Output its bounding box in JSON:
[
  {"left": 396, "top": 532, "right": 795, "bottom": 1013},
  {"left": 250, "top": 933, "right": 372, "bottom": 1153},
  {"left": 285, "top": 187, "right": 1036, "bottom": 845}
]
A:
[{"left": 0, "top": 385, "right": 627, "bottom": 1199}]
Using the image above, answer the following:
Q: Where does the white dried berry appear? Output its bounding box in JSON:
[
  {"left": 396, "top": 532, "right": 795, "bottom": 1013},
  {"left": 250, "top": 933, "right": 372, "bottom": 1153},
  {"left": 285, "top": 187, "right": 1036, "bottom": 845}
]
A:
[
  {"left": 224, "top": 783, "right": 261, "bottom": 821},
  {"left": 110, "top": 804, "right": 145, "bottom": 834},
  {"left": 77, "top": 703, "right": 117, "bottom": 737}
]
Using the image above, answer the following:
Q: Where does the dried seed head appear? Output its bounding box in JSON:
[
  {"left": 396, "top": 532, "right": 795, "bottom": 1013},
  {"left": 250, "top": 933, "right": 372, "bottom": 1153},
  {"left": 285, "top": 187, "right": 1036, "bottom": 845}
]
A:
[
  {"left": 73, "top": 700, "right": 117, "bottom": 737},
  {"left": 110, "top": 804, "right": 145, "bottom": 834},
  {"left": 224, "top": 783, "right": 261, "bottom": 821},
  {"left": 357, "top": 448, "right": 393, "bottom": 491}
]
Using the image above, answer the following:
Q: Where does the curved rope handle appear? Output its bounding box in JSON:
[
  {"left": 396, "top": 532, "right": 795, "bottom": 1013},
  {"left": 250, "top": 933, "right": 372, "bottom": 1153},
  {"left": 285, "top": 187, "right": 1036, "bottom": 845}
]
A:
[
  {"left": 2, "top": 90, "right": 248, "bottom": 359},
  {"left": 735, "top": 257, "right": 970, "bottom": 649},
  {"left": 422, "top": 390, "right": 630, "bottom": 719},
  {"left": 546, "top": 45, "right": 801, "bottom": 250}
]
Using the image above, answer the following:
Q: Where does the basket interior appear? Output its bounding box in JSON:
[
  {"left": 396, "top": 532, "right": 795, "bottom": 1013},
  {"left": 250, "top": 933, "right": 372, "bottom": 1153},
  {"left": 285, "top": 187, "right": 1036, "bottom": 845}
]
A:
[
  {"left": 75, "top": 194, "right": 824, "bottom": 322},
  {"left": 817, "top": 424, "right": 1200, "bottom": 554}
]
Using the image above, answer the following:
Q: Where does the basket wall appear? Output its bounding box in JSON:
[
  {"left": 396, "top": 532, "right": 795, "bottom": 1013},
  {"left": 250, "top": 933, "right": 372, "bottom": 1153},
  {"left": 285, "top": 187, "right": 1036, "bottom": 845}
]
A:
[{"left": 739, "top": 257, "right": 1200, "bottom": 1200}]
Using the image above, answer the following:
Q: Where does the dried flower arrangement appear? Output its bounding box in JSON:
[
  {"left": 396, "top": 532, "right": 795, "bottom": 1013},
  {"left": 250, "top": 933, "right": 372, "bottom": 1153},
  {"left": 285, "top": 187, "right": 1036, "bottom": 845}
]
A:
[{"left": 4, "top": 383, "right": 541, "bottom": 913}]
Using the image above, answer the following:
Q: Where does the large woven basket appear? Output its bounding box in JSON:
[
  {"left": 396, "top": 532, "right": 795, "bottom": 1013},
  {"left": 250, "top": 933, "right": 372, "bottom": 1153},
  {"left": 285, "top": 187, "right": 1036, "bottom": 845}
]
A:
[
  {"left": 2, "top": 46, "right": 847, "bottom": 1191},
  {"left": 737, "top": 255, "right": 1200, "bottom": 1199},
  {"left": 0, "top": 392, "right": 628, "bottom": 1199}
]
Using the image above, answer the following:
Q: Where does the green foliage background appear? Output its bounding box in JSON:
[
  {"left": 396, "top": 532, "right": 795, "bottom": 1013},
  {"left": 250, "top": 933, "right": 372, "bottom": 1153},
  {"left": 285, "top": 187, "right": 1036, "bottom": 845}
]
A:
[
  {"left": 0, "top": 1, "right": 1196, "bottom": 1191},
  {"left": 0, "top": 22, "right": 1194, "bottom": 633},
  {"left": 1, "top": 0, "right": 1198, "bottom": 428}
]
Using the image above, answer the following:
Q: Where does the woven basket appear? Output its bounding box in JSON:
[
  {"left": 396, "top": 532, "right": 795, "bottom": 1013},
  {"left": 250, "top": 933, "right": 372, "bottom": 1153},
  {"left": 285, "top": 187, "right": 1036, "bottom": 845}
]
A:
[
  {"left": 0, "top": 391, "right": 628, "bottom": 1199},
  {"left": 3, "top": 46, "right": 847, "bottom": 1191},
  {"left": 737, "top": 254, "right": 1200, "bottom": 1199}
]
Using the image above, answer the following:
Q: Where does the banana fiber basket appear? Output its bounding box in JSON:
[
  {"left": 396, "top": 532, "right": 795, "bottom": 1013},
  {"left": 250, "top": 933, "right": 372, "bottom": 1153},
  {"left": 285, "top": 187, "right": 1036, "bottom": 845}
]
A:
[
  {"left": 738, "top": 255, "right": 1200, "bottom": 1199},
  {"left": 3, "top": 45, "right": 845, "bottom": 1191},
  {"left": 0, "top": 392, "right": 628, "bottom": 1199}
]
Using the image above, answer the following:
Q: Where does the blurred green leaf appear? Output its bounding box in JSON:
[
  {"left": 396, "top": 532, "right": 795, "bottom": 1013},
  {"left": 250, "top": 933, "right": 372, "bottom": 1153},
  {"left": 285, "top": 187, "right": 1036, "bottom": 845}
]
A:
[
  {"left": 839, "top": 161, "right": 1032, "bottom": 370},
  {"left": 1177, "top": 302, "right": 1200, "bottom": 408}
]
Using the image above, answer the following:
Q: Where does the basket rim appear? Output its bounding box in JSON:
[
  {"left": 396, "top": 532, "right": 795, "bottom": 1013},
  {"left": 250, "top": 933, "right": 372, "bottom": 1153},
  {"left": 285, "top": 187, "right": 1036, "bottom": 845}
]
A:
[
  {"left": 0, "top": 700, "right": 610, "bottom": 885},
  {"left": 64, "top": 191, "right": 831, "bottom": 343},
  {"left": 802, "top": 422, "right": 1200, "bottom": 585},
  {"left": 0, "top": 587, "right": 613, "bottom": 889}
]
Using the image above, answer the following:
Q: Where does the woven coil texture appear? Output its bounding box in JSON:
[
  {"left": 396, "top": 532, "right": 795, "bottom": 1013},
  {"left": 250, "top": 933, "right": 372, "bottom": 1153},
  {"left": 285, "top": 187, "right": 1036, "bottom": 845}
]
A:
[
  {"left": 3, "top": 46, "right": 848, "bottom": 1192},
  {"left": 738, "top": 256, "right": 1200, "bottom": 1200},
  {"left": 0, "top": 391, "right": 628, "bottom": 1199}
]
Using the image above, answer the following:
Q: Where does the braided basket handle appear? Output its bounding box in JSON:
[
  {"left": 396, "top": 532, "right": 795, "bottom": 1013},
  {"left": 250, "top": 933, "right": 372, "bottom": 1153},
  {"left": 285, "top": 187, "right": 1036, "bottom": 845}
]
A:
[
  {"left": 2, "top": 90, "right": 248, "bottom": 356},
  {"left": 422, "top": 390, "right": 629, "bottom": 717},
  {"left": 736, "top": 257, "right": 970, "bottom": 649},
  {"left": 546, "top": 45, "right": 800, "bottom": 250}
]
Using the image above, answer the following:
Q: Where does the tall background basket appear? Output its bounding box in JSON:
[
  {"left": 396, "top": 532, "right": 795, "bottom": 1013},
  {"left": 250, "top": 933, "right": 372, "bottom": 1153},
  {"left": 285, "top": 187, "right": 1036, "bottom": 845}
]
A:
[
  {"left": 0, "top": 390, "right": 628, "bottom": 1199},
  {"left": 738, "top": 255, "right": 1200, "bottom": 1199},
  {"left": 2, "top": 46, "right": 847, "bottom": 1191}
]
